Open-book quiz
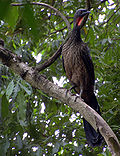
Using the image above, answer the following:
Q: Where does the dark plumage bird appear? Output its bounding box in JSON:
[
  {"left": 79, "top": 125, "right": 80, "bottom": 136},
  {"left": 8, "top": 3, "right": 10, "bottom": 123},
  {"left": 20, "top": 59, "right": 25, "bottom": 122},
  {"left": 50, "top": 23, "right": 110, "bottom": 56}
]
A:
[{"left": 62, "top": 9, "right": 103, "bottom": 147}]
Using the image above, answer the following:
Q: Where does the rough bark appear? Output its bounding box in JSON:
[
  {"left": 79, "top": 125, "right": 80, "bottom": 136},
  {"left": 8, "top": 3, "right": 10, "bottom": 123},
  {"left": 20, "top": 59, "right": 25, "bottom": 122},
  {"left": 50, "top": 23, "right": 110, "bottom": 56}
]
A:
[{"left": 0, "top": 44, "right": 120, "bottom": 155}]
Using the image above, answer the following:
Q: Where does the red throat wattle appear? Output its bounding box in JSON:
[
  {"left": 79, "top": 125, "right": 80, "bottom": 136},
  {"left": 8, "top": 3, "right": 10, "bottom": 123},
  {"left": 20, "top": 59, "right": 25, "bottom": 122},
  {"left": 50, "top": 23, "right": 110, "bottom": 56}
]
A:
[{"left": 77, "top": 17, "right": 83, "bottom": 26}]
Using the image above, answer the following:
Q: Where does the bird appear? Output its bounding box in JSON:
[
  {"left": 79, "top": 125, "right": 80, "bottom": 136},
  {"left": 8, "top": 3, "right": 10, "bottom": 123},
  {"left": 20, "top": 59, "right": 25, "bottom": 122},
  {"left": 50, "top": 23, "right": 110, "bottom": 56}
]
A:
[{"left": 62, "top": 9, "right": 103, "bottom": 147}]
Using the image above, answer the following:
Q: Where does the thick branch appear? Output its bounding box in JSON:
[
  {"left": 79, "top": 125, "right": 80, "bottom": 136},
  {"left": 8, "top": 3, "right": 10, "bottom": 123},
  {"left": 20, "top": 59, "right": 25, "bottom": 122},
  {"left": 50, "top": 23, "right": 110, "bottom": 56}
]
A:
[
  {"left": 0, "top": 44, "right": 120, "bottom": 156},
  {"left": 11, "top": 2, "right": 71, "bottom": 32}
]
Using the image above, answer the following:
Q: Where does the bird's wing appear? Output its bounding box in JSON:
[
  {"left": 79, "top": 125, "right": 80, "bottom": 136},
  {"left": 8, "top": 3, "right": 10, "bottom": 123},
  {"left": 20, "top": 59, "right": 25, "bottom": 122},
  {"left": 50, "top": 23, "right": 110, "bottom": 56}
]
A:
[{"left": 80, "top": 45, "right": 95, "bottom": 84}]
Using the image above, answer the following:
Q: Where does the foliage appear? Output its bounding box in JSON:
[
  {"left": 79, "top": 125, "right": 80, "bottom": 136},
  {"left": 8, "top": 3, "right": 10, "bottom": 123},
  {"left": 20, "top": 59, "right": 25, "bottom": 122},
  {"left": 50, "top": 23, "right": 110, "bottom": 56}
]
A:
[{"left": 0, "top": 0, "right": 120, "bottom": 155}]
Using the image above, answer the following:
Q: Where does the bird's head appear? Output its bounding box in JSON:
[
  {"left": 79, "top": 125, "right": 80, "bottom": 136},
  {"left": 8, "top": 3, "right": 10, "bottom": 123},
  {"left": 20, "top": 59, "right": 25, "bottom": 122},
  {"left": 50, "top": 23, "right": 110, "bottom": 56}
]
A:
[{"left": 73, "top": 9, "right": 90, "bottom": 28}]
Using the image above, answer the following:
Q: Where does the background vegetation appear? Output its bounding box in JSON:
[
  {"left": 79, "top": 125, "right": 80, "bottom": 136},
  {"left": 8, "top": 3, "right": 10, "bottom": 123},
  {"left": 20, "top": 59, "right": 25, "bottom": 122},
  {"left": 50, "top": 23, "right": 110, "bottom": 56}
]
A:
[{"left": 0, "top": 0, "right": 120, "bottom": 155}]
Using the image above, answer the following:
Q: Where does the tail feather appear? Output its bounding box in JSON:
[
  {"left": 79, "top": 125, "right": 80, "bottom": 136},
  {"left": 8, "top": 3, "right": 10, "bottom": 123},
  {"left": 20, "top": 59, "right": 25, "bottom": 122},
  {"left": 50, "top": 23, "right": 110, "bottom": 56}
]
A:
[
  {"left": 82, "top": 93, "right": 103, "bottom": 147},
  {"left": 83, "top": 119, "right": 103, "bottom": 146}
]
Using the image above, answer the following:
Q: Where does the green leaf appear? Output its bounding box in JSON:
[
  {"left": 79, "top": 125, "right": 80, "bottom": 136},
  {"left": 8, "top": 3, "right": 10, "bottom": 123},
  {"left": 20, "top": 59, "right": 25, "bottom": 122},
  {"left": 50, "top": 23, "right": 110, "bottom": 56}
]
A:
[
  {"left": 6, "top": 80, "right": 14, "bottom": 99},
  {"left": 52, "top": 142, "right": 60, "bottom": 154},
  {"left": 35, "top": 146, "right": 43, "bottom": 156},
  {"left": 102, "top": 39, "right": 107, "bottom": 45},
  {"left": 16, "top": 92, "right": 26, "bottom": 126},
  {"left": 0, "top": 137, "right": 10, "bottom": 156},
  {"left": 0, "top": 0, "right": 11, "bottom": 19},
  {"left": 5, "top": 6, "right": 19, "bottom": 28},
  {"left": 1, "top": 94, "right": 9, "bottom": 119},
  {"left": 22, "top": 3, "right": 38, "bottom": 40},
  {"left": 12, "top": 83, "right": 20, "bottom": 99},
  {"left": 19, "top": 83, "right": 32, "bottom": 95},
  {"left": 16, "top": 135, "right": 23, "bottom": 149}
]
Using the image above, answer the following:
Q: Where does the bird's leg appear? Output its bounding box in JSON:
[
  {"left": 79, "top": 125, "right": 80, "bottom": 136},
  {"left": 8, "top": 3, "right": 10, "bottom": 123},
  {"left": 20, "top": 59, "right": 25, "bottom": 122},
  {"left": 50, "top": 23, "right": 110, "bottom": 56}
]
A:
[
  {"left": 74, "top": 88, "right": 84, "bottom": 102},
  {"left": 74, "top": 95, "right": 84, "bottom": 102},
  {"left": 69, "top": 85, "right": 76, "bottom": 92},
  {"left": 65, "top": 84, "right": 77, "bottom": 97},
  {"left": 79, "top": 87, "right": 83, "bottom": 97}
]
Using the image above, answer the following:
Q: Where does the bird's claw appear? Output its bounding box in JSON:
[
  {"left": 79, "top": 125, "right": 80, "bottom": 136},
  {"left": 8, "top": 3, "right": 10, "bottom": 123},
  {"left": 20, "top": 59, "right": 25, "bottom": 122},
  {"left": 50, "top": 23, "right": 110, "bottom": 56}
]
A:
[
  {"left": 74, "top": 95, "right": 84, "bottom": 102},
  {"left": 65, "top": 88, "right": 76, "bottom": 97}
]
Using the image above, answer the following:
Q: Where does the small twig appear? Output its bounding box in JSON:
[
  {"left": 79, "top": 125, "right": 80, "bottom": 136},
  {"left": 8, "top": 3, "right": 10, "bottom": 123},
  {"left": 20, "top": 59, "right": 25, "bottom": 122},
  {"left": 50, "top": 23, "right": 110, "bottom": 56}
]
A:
[
  {"left": 112, "top": 38, "right": 120, "bottom": 41},
  {"left": 11, "top": 2, "right": 71, "bottom": 32},
  {"left": 49, "top": 21, "right": 73, "bottom": 35},
  {"left": 55, "top": 16, "right": 73, "bottom": 25},
  {"left": 112, "top": 14, "right": 120, "bottom": 23}
]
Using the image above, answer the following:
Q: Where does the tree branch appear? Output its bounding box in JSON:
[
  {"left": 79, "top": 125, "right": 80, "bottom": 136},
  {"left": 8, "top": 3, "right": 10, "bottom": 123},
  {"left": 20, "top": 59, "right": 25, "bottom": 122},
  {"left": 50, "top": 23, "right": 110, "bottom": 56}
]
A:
[
  {"left": 49, "top": 21, "right": 73, "bottom": 35},
  {"left": 11, "top": 2, "right": 71, "bottom": 32},
  {"left": 0, "top": 43, "right": 120, "bottom": 156}
]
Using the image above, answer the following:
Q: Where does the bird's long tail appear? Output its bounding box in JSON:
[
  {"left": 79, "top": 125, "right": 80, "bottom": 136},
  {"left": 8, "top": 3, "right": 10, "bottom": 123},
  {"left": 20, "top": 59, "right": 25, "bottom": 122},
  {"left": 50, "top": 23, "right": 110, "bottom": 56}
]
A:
[{"left": 82, "top": 93, "right": 103, "bottom": 147}]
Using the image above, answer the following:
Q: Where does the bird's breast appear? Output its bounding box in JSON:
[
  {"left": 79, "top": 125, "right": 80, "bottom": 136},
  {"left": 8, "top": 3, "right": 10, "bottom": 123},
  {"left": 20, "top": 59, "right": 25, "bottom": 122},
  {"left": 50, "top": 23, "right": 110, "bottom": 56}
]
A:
[
  {"left": 62, "top": 39, "right": 93, "bottom": 93},
  {"left": 62, "top": 41, "right": 86, "bottom": 77}
]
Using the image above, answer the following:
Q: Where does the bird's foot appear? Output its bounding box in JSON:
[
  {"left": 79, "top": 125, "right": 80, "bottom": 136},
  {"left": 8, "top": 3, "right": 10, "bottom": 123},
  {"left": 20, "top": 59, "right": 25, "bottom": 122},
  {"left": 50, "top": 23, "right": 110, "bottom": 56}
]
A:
[
  {"left": 74, "top": 95, "right": 84, "bottom": 102},
  {"left": 65, "top": 87, "right": 76, "bottom": 97},
  {"left": 65, "top": 84, "right": 77, "bottom": 96},
  {"left": 69, "top": 85, "right": 76, "bottom": 92},
  {"left": 65, "top": 89, "right": 70, "bottom": 97},
  {"left": 58, "top": 86, "right": 74, "bottom": 97}
]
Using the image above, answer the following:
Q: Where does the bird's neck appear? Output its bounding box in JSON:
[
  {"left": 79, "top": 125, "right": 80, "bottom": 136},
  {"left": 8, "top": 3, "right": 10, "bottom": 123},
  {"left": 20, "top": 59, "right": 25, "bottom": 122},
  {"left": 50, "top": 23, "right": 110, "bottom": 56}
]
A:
[{"left": 72, "top": 26, "right": 82, "bottom": 42}]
